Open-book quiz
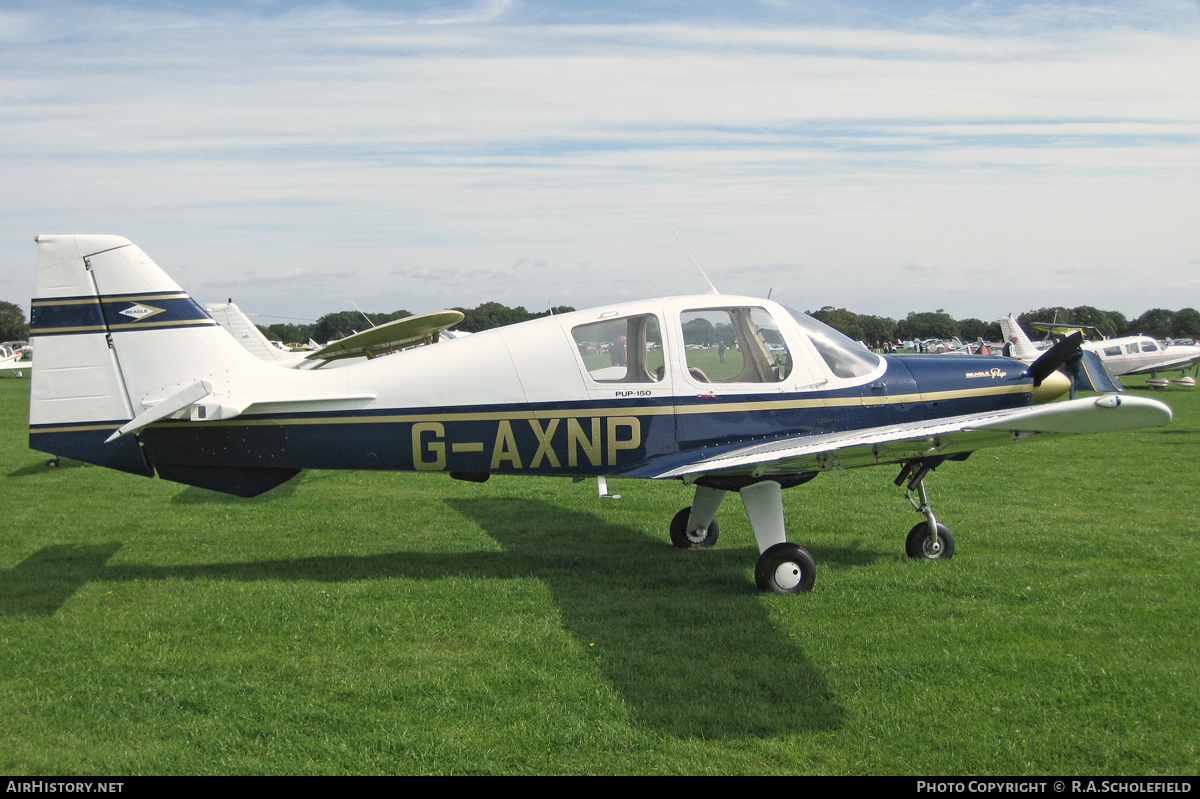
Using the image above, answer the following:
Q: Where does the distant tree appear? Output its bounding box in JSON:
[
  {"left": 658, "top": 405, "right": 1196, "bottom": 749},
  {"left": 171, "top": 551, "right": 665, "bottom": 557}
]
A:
[
  {"left": 1170, "top": 308, "right": 1200, "bottom": 339},
  {"left": 1016, "top": 306, "right": 1127, "bottom": 341},
  {"left": 451, "top": 302, "right": 575, "bottom": 332},
  {"left": 1016, "top": 307, "right": 1072, "bottom": 335},
  {"left": 259, "top": 322, "right": 315, "bottom": 344},
  {"left": 858, "top": 314, "right": 898, "bottom": 346},
  {"left": 807, "top": 307, "right": 898, "bottom": 345},
  {"left": 312, "top": 310, "right": 411, "bottom": 343},
  {"left": 808, "top": 307, "right": 863, "bottom": 340},
  {"left": 0, "top": 301, "right": 27, "bottom": 341},
  {"left": 896, "top": 311, "right": 958, "bottom": 341},
  {"left": 957, "top": 318, "right": 1001, "bottom": 343},
  {"left": 682, "top": 317, "right": 717, "bottom": 346},
  {"left": 1127, "top": 309, "right": 1176, "bottom": 339},
  {"left": 1069, "top": 306, "right": 1126, "bottom": 338},
  {"left": 453, "top": 302, "right": 534, "bottom": 333}
]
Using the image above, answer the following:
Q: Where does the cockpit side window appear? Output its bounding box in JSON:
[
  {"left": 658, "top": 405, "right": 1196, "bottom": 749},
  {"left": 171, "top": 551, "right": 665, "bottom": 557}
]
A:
[
  {"left": 572, "top": 314, "right": 665, "bottom": 383},
  {"left": 680, "top": 308, "right": 792, "bottom": 384}
]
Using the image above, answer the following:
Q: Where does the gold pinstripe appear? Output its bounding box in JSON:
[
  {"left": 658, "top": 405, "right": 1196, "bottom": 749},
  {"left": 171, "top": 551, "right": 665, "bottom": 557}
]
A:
[
  {"left": 31, "top": 292, "right": 191, "bottom": 306},
  {"left": 31, "top": 319, "right": 217, "bottom": 334}
]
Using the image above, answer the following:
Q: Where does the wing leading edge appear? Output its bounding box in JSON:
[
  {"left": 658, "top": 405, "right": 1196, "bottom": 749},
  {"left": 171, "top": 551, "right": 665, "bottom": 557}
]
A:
[{"left": 654, "top": 394, "right": 1173, "bottom": 482}]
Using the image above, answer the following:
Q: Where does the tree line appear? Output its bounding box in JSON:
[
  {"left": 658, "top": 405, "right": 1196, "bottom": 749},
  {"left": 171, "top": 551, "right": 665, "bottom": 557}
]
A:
[
  {"left": 808, "top": 305, "right": 1200, "bottom": 345},
  {"left": 1, "top": 298, "right": 1197, "bottom": 346},
  {"left": 258, "top": 302, "right": 578, "bottom": 345}
]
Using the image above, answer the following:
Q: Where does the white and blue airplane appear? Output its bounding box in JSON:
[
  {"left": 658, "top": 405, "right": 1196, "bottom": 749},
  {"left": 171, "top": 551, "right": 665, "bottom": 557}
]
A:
[{"left": 28, "top": 235, "right": 1174, "bottom": 593}]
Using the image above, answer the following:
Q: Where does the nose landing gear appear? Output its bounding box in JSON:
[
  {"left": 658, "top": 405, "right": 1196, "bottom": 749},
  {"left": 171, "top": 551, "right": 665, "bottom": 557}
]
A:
[{"left": 895, "top": 458, "right": 955, "bottom": 561}]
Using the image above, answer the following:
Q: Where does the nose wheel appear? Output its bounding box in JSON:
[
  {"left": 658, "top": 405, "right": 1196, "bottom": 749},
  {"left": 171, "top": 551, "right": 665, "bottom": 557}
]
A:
[
  {"left": 905, "top": 522, "right": 955, "bottom": 560},
  {"left": 896, "top": 458, "right": 955, "bottom": 561}
]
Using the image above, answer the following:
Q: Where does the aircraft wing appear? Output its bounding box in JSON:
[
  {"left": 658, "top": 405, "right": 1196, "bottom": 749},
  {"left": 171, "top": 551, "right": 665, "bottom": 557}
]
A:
[
  {"left": 1119, "top": 354, "right": 1200, "bottom": 375},
  {"left": 654, "top": 395, "right": 1172, "bottom": 481},
  {"left": 306, "top": 310, "right": 466, "bottom": 363}
]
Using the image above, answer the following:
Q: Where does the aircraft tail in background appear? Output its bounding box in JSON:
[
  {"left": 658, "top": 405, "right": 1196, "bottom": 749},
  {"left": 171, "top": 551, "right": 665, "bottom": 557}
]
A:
[{"left": 998, "top": 314, "right": 1043, "bottom": 361}]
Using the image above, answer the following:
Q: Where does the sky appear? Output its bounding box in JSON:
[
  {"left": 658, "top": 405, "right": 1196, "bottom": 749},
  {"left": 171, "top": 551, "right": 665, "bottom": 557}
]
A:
[{"left": 2, "top": 0, "right": 1198, "bottom": 325}]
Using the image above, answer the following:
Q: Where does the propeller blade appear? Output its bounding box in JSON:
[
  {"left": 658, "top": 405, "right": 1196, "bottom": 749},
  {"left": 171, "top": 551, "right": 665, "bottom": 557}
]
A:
[{"left": 1027, "top": 332, "right": 1083, "bottom": 386}]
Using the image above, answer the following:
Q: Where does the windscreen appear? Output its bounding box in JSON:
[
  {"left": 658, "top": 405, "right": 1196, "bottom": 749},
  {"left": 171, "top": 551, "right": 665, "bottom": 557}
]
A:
[{"left": 782, "top": 306, "right": 881, "bottom": 379}]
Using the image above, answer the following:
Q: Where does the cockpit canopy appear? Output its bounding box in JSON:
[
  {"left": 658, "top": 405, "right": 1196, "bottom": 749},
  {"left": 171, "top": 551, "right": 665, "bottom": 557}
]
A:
[{"left": 569, "top": 298, "right": 881, "bottom": 388}]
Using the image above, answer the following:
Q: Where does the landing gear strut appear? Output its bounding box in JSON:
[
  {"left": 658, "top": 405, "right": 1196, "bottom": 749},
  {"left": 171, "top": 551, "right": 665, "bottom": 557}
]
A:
[
  {"left": 895, "top": 458, "right": 954, "bottom": 560},
  {"left": 671, "top": 479, "right": 817, "bottom": 593}
]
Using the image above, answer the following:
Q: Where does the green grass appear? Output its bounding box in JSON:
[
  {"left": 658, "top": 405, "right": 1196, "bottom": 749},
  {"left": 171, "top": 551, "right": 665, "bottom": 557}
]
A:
[{"left": 1, "top": 376, "right": 1198, "bottom": 774}]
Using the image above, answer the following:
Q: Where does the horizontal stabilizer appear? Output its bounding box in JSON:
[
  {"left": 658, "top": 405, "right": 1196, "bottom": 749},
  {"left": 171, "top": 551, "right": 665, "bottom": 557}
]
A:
[{"left": 106, "top": 380, "right": 212, "bottom": 442}]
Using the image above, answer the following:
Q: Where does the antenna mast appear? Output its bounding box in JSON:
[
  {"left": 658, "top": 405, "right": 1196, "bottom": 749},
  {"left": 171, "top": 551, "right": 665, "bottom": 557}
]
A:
[
  {"left": 351, "top": 301, "right": 377, "bottom": 329},
  {"left": 668, "top": 222, "right": 720, "bottom": 295}
]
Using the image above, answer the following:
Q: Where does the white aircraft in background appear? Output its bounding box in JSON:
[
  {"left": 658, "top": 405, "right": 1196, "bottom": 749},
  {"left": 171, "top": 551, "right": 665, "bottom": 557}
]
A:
[
  {"left": 1, "top": 343, "right": 31, "bottom": 377},
  {"left": 1016, "top": 319, "right": 1200, "bottom": 389},
  {"left": 29, "top": 236, "right": 1173, "bottom": 594}
]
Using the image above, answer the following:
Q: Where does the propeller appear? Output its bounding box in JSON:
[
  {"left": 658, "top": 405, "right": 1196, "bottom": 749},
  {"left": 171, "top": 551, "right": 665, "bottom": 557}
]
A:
[{"left": 1027, "top": 331, "right": 1083, "bottom": 386}]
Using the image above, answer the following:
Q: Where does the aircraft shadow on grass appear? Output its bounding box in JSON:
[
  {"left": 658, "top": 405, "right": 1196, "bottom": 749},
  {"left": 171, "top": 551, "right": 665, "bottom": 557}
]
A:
[{"left": 0, "top": 499, "right": 860, "bottom": 737}]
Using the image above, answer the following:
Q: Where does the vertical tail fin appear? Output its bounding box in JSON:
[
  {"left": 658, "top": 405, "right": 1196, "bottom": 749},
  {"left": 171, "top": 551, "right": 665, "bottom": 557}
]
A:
[
  {"left": 28, "top": 235, "right": 260, "bottom": 475},
  {"left": 998, "top": 314, "right": 1041, "bottom": 361}
]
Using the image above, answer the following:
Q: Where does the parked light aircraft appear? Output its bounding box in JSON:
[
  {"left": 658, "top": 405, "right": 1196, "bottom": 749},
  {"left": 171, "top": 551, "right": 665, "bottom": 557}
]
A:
[
  {"left": 1003, "top": 316, "right": 1200, "bottom": 388},
  {"left": 28, "top": 236, "right": 1174, "bottom": 593},
  {"left": 1, "top": 344, "right": 31, "bottom": 377}
]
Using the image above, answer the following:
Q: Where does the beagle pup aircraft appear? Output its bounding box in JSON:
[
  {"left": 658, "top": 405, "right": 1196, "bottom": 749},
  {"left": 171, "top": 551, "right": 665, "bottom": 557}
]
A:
[{"left": 28, "top": 236, "right": 1173, "bottom": 594}]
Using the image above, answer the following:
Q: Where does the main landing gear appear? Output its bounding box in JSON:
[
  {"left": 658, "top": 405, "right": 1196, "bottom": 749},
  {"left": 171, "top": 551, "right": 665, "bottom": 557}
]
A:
[
  {"left": 894, "top": 458, "right": 955, "bottom": 561},
  {"left": 671, "top": 479, "right": 817, "bottom": 594},
  {"left": 670, "top": 460, "right": 959, "bottom": 593}
]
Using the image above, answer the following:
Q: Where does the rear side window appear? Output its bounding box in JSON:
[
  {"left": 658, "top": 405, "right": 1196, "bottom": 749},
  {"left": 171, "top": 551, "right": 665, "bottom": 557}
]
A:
[{"left": 572, "top": 314, "right": 665, "bottom": 383}]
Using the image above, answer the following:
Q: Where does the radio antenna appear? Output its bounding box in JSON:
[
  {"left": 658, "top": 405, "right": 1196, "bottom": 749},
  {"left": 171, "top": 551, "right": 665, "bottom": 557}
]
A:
[
  {"left": 668, "top": 222, "right": 720, "bottom": 294},
  {"left": 351, "top": 300, "right": 377, "bottom": 329}
]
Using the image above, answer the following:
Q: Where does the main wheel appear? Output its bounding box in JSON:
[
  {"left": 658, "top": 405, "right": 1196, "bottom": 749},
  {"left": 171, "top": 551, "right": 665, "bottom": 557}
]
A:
[
  {"left": 905, "top": 522, "right": 955, "bottom": 560},
  {"left": 669, "top": 506, "right": 719, "bottom": 548},
  {"left": 755, "top": 543, "right": 816, "bottom": 594}
]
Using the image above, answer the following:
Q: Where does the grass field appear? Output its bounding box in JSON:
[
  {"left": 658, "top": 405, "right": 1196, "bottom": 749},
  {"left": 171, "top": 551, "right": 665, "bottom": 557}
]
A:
[{"left": 1, "top": 375, "right": 1197, "bottom": 775}]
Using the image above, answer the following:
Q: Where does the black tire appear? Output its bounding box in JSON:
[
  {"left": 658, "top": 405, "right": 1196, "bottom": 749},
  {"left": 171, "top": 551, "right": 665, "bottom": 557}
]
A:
[
  {"left": 905, "top": 522, "right": 955, "bottom": 560},
  {"left": 754, "top": 543, "right": 816, "bottom": 594},
  {"left": 669, "top": 506, "right": 719, "bottom": 548}
]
